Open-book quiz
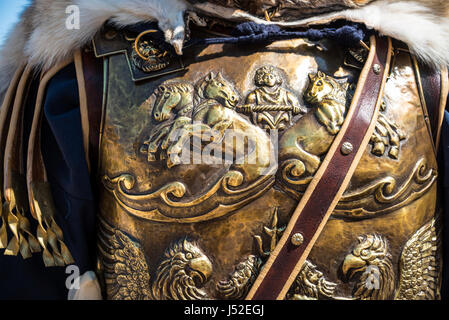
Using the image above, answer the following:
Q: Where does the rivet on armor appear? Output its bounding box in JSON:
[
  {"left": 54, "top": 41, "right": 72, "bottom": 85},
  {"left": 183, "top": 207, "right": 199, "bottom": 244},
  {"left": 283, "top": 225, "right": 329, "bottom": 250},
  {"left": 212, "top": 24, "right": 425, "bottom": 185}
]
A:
[
  {"left": 291, "top": 233, "right": 304, "bottom": 247},
  {"left": 341, "top": 142, "right": 354, "bottom": 155},
  {"left": 373, "top": 64, "right": 381, "bottom": 75}
]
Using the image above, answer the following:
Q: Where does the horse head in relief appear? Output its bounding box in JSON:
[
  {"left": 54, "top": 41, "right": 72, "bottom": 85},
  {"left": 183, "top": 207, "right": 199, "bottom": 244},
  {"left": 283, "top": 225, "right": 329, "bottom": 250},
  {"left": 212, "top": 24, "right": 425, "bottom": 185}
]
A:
[
  {"left": 143, "top": 71, "right": 274, "bottom": 185},
  {"left": 304, "top": 71, "right": 348, "bottom": 135},
  {"left": 196, "top": 72, "right": 239, "bottom": 110},
  {"left": 304, "top": 71, "right": 336, "bottom": 105},
  {"left": 152, "top": 82, "right": 194, "bottom": 122},
  {"left": 278, "top": 71, "right": 351, "bottom": 191},
  {"left": 143, "top": 83, "right": 194, "bottom": 162}
]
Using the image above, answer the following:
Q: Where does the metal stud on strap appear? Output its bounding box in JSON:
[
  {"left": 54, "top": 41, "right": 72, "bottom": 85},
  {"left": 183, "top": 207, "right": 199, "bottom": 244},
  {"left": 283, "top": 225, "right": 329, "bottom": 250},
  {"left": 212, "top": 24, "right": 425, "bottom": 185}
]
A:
[
  {"left": 291, "top": 233, "right": 304, "bottom": 247},
  {"left": 341, "top": 142, "right": 354, "bottom": 155}
]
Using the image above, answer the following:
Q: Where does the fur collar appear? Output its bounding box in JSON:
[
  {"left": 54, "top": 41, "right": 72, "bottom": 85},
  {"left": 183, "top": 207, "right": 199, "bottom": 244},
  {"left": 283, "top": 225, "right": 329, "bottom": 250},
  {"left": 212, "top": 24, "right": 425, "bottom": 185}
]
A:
[
  {"left": 1, "top": 0, "right": 448, "bottom": 101},
  {"left": 193, "top": 0, "right": 449, "bottom": 68}
]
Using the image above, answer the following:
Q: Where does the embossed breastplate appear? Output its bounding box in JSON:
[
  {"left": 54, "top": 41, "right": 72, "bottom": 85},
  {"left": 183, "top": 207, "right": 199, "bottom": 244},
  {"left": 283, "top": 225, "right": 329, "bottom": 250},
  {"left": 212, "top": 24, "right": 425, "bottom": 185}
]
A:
[{"left": 94, "top": 27, "right": 442, "bottom": 300}]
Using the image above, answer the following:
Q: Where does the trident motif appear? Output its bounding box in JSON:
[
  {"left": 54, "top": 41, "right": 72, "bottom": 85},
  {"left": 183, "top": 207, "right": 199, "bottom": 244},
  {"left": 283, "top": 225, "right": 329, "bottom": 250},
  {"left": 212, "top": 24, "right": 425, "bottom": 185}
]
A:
[{"left": 254, "top": 207, "right": 286, "bottom": 258}]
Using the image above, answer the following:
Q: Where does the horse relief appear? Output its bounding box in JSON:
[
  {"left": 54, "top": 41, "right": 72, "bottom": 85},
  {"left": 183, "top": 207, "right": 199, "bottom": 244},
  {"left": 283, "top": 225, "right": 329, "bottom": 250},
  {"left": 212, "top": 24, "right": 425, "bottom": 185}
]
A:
[
  {"left": 278, "top": 71, "right": 352, "bottom": 191},
  {"left": 141, "top": 71, "right": 275, "bottom": 183},
  {"left": 140, "top": 69, "right": 353, "bottom": 193}
]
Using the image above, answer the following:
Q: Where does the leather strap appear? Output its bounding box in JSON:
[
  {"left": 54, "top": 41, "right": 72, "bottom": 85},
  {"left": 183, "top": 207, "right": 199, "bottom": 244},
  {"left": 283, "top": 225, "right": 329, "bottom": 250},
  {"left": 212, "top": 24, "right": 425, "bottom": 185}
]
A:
[
  {"left": 413, "top": 58, "right": 449, "bottom": 151},
  {"left": 246, "top": 36, "right": 392, "bottom": 300},
  {"left": 77, "top": 49, "right": 104, "bottom": 177}
]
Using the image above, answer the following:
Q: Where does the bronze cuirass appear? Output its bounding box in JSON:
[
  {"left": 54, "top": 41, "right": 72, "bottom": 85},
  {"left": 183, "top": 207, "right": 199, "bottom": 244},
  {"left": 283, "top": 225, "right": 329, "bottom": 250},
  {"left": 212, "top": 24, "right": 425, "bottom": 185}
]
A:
[{"left": 94, "top": 27, "right": 442, "bottom": 300}]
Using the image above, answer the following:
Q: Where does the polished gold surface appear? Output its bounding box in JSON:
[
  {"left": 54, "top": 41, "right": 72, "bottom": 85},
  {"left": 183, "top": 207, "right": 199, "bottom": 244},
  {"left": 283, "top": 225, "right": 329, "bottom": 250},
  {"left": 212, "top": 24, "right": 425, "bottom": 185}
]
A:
[{"left": 96, "top": 30, "right": 441, "bottom": 300}]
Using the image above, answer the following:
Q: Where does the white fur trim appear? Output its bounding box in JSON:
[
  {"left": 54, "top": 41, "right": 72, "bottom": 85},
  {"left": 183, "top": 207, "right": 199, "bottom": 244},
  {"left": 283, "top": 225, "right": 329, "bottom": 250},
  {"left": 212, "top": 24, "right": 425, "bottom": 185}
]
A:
[
  {"left": 25, "top": 0, "right": 188, "bottom": 69},
  {"left": 340, "top": 1, "right": 449, "bottom": 68},
  {"left": 195, "top": 0, "right": 449, "bottom": 68},
  {"left": 0, "top": 0, "right": 189, "bottom": 102}
]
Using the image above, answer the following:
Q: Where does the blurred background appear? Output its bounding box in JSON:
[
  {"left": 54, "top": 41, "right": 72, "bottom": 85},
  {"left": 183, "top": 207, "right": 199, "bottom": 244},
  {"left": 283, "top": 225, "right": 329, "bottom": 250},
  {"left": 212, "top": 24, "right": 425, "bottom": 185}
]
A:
[{"left": 0, "top": 0, "right": 30, "bottom": 45}]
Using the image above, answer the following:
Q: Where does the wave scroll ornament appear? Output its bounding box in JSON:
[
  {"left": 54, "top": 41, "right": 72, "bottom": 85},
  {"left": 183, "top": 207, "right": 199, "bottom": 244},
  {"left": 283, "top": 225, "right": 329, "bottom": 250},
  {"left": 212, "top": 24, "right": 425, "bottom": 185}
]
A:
[
  {"left": 333, "top": 158, "right": 437, "bottom": 219},
  {"left": 102, "top": 169, "right": 275, "bottom": 223}
]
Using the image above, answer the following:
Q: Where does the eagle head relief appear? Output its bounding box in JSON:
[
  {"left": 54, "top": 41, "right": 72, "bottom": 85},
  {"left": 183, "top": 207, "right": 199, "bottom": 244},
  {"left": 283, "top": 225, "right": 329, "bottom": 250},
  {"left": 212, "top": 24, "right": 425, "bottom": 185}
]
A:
[
  {"left": 341, "top": 234, "right": 395, "bottom": 300},
  {"left": 152, "top": 238, "right": 213, "bottom": 300}
]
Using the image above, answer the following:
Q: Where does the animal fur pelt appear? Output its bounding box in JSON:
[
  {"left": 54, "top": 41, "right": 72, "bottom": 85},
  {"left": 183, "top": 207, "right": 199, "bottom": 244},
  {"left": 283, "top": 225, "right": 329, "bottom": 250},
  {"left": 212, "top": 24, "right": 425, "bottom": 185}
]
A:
[
  {"left": 193, "top": 0, "right": 449, "bottom": 67},
  {"left": 0, "top": 0, "right": 189, "bottom": 102},
  {"left": 1, "top": 0, "right": 449, "bottom": 104}
]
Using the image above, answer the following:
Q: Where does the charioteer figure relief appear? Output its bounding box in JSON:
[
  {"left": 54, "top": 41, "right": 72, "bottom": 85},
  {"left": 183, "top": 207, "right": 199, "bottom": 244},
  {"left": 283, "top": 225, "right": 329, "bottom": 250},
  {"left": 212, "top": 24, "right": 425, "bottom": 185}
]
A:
[{"left": 241, "top": 65, "right": 306, "bottom": 131}]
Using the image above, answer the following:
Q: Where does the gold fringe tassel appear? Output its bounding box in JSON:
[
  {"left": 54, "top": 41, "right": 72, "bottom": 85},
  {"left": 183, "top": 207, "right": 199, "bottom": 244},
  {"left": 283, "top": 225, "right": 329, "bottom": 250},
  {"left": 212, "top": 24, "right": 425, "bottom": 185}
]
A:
[
  {"left": 1, "top": 190, "right": 41, "bottom": 259},
  {"left": 0, "top": 188, "right": 73, "bottom": 266},
  {"left": 0, "top": 61, "right": 75, "bottom": 267},
  {"left": 31, "top": 182, "right": 74, "bottom": 267}
]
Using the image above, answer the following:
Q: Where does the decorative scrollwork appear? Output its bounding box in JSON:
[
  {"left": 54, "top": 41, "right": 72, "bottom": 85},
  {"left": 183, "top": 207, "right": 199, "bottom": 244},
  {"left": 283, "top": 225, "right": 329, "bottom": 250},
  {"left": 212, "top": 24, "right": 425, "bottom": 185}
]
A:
[
  {"left": 334, "top": 158, "right": 437, "bottom": 219},
  {"left": 280, "top": 158, "right": 314, "bottom": 187},
  {"left": 131, "top": 30, "right": 172, "bottom": 73},
  {"left": 102, "top": 170, "right": 274, "bottom": 223}
]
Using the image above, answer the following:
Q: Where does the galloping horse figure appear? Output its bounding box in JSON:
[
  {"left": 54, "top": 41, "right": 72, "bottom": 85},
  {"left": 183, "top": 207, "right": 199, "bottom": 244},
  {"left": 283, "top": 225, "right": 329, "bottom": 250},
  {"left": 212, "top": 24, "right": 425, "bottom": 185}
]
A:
[
  {"left": 304, "top": 71, "right": 349, "bottom": 135},
  {"left": 278, "top": 71, "right": 351, "bottom": 189},
  {"left": 164, "top": 72, "right": 239, "bottom": 161},
  {"left": 148, "top": 72, "right": 275, "bottom": 184},
  {"left": 142, "top": 82, "right": 194, "bottom": 161}
]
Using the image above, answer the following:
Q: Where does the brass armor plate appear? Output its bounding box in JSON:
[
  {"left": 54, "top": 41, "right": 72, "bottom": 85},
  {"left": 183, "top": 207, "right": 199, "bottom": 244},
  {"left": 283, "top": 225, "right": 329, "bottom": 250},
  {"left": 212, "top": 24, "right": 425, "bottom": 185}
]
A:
[{"left": 96, "top": 32, "right": 441, "bottom": 300}]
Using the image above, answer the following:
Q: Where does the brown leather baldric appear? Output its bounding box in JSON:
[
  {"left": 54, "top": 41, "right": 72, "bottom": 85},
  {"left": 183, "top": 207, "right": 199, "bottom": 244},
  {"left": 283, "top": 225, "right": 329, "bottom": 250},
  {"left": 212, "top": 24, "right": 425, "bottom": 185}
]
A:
[
  {"left": 412, "top": 59, "right": 449, "bottom": 151},
  {"left": 76, "top": 49, "right": 104, "bottom": 177},
  {"left": 246, "top": 36, "right": 392, "bottom": 300},
  {"left": 82, "top": 50, "right": 104, "bottom": 175}
]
